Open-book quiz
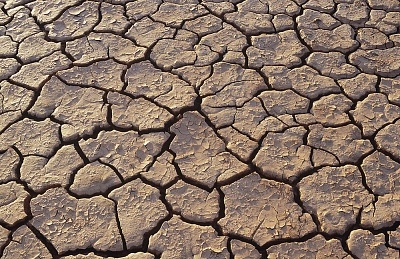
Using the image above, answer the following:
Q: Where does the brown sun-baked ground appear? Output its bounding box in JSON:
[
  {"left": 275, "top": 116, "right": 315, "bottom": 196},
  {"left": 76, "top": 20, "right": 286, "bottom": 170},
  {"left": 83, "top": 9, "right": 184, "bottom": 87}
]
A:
[{"left": 0, "top": 0, "right": 400, "bottom": 258}]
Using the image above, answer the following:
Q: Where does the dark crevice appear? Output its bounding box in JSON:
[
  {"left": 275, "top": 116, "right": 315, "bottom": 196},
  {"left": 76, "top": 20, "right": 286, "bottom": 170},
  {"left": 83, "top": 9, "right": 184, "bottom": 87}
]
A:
[
  {"left": 213, "top": 187, "right": 225, "bottom": 235},
  {"left": 11, "top": 146, "right": 37, "bottom": 197},
  {"left": 292, "top": 7, "right": 313, "bottom": 64},
  {"left": 227, "top": 237, "right": 235, "bottom": 259},
  {"left": 260, "top": 232, "right": 319, "bottom": 250},
  {"left": 60, "top": 41, "right": 76, "bottom": 62},
  {"left": 357, "top": 164, "right": 378, "bottom": 212},
  {"left": 0, "top": 230, "right": 12, "bottom": 258},
  {"left": 292, "top": 185, "right": 322, "bottom": 232},
  {"left": 98, "top": 160, "right": 125, "bottom": 183},
  {"left": 112, "top": 200, "right": 128, "bottom": 251},
  {"left": 143, "top": 197, "right": 173, "bottom": 256},
  {"left": 26, "top": 223, "right": 60, "bottom": 258},
  {"left": 167, "top": 148, "right": 214, "bottom": 192},
  {"left": 116, "top": 91, "right": 178, "bottom": 117},
  {"left": 223, "top": 232, "right": 265, "bottom": 253},
  {"left": 1, "top": 1, "right": 400, "bottom": 257}
]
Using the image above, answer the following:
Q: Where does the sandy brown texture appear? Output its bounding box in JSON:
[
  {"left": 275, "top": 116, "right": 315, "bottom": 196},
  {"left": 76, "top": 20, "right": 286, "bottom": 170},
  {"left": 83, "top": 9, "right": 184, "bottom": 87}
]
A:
[{"left": 0, "top": 1, "right": 399, "bottom": 258}]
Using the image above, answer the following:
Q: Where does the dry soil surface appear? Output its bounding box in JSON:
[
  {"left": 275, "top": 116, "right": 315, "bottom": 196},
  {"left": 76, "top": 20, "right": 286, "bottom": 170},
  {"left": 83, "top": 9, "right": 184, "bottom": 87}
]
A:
[{"left": 0, "top": 0, "right": 400, "bottom": 258}]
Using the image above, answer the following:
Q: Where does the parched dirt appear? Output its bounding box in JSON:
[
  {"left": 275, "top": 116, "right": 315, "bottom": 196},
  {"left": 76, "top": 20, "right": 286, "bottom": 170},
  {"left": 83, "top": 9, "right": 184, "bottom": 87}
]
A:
[{"left": 0, "top": 0, "right": 399, "bottom": 258}]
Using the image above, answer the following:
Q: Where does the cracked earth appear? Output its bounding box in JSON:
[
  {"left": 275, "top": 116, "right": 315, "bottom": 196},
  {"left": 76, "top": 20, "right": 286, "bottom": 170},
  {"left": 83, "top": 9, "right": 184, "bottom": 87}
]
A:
[{"left": 0, "top": 0, "right": 399, "bottom": 258}]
